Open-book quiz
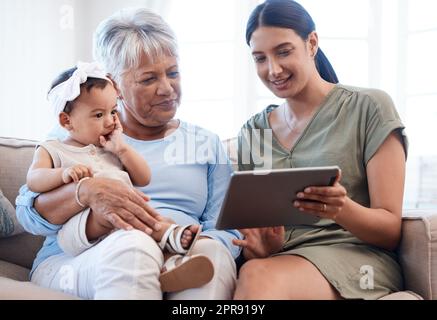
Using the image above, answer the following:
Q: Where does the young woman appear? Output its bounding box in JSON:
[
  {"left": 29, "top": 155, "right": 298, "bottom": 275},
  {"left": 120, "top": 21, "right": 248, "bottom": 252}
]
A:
[{"left": 233, "top": 0, "right": 407, "bottom": 300}]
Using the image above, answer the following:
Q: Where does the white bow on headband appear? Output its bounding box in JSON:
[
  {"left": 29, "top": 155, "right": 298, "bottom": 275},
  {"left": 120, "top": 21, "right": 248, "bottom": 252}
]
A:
[{"left": 48, "top": 61, "right": 111, "bottom": 115}]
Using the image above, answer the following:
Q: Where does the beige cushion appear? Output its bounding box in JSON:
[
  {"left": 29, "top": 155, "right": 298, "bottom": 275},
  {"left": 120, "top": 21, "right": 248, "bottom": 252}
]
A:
[
  {"left": 0, "top": 137, "right": 37, "bottom": 205},
  {"left": 0, "top": 260, "right": 29, "bottom": 281},
  {"left": 0, "top": 137, "right": 77, "bottom": 300},
  {"left": 0, "top": 233, "right": 44, "bottom": 269},
  {"left": 399, "top": 209, "right": 437, "bottom": 300},
  {"left": 0, "top": 137, "right": 44, "bottom": 269},
  {"left": 379, "top": 291, "right": 423, "bottom": 300},
  {"left": 0, "top": 276, "right": 78, "bottom": 300}
]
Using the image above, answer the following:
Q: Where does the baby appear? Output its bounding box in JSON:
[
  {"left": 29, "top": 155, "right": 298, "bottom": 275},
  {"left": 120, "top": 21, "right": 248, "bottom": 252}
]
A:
[{"left": 26, "top": 62, "right": 213, "bottom": 293}]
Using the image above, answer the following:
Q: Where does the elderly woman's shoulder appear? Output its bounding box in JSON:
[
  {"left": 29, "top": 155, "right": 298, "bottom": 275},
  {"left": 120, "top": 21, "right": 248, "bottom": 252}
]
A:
[{"left": 178, "top": 120, "right": 221, "bottom": 141}]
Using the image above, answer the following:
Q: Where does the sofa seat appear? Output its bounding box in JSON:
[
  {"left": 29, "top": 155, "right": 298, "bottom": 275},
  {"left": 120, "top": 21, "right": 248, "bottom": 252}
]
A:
[{"left": 0, "top": 277, "right": 77, "bottom": 300}]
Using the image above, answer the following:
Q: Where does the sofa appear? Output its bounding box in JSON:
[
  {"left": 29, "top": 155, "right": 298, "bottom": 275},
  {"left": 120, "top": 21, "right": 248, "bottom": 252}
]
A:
[{"left": 1, "top": 136, "right": 436, "bottom": 300}]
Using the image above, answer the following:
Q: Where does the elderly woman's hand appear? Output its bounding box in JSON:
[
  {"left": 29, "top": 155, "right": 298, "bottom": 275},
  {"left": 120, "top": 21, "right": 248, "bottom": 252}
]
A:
[
  {"left": 79, "top": 177, "right": 163, "bottom": 234},
  {"left": 293, "top": 171, "right": 348, "bottom": 221},
  {"left": 233, "top": 227, "right": 284, "bottom": 260}
]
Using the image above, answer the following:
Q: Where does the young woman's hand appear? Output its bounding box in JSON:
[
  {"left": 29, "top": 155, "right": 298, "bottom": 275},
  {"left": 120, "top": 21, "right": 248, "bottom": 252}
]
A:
[
  {"left": 62, "top": 164, "right": 93, "bottom": 183},
  {"left": 233, "top": 226, "right": 284, "bottom": 260},
  {"left": 293, "top": 170, "right": 348, "bottom": 221},
  {"left": 100, "top": 114, "right": 128, "bottom": 156}
]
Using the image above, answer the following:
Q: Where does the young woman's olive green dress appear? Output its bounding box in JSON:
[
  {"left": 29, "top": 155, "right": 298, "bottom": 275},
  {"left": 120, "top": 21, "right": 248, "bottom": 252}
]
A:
[{"left": 237, "top": 84, "right": 408, "bottom": 299}]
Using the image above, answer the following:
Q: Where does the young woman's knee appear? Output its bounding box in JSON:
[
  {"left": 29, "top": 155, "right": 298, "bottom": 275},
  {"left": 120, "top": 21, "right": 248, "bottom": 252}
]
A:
[{"left": 238, "top": 258, "right": 270, "bottom": 282}]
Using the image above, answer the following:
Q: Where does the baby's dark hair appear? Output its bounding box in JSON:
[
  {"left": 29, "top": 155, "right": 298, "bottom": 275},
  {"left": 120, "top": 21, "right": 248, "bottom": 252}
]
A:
[{"left": 49, "top": 66, "right": 110, "bottom": 113}]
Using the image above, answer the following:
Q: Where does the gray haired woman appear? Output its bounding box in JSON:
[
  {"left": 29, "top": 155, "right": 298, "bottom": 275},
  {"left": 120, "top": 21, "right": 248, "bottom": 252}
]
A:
[{"left": 17, "top": 8, "right": 240, "bottom": 300}]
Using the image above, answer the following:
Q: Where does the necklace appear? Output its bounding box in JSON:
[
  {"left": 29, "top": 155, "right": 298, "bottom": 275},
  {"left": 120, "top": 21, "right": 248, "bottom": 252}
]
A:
[
  {"left": 283, "top": 104, "right": 295, "bottom": 132},
  {"left": 282, "top": 104, "right": 310, "bottom": 135}
]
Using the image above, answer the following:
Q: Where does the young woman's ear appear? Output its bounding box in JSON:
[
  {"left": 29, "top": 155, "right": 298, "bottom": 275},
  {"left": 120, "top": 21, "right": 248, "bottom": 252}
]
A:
[
  {"left": 59, "top": 112, "right": 73, "bottom": 130},
  {"left": 308, "top": 31, "right": 319, "bottom": 58}
]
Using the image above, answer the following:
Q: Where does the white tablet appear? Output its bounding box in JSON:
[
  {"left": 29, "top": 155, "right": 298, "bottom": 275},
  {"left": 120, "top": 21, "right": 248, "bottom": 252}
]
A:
[{"left": 216, "top": 166, "right": 340, "bottom": 230}]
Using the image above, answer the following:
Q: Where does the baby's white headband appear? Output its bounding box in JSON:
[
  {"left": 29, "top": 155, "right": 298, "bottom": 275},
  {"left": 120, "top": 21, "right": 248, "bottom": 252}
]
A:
[{"left": 48, "top": 61, "right": 111, "bottom": 115}]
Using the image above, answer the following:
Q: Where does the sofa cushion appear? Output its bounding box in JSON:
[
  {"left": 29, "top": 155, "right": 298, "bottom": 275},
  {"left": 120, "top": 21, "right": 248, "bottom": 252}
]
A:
[
  {"left": 378, "top": 291, "right": 423, "bottom": 300},
  {"left": 0, "top": 189, "right": 24, "bottom": 237},
  {"left": 0, "top": 137, "right": 37, "bottom": 205},
  {"left": 399, "top": 209, "right": 437, "bottom": 300},
  {"left": 0, "top": 137, "right": 45, "bottom": 269},
  {"left": 0, "top": 232, "right": 44, "bottom": 269},
  {"left": 0, "top": 277, "right": 78, "bottom": 300},
  {"left": 0, "top": 260, "right": 29, "bottom": 281}
]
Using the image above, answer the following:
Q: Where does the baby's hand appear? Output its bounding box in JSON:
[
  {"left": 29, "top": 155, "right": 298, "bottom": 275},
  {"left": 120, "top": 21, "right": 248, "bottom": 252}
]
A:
[
  {"left": 99, "top": 114, "right": 127, "bottom": 156},
  {"left": 62, "top": 165, "right": 93, "bottom": 183}
]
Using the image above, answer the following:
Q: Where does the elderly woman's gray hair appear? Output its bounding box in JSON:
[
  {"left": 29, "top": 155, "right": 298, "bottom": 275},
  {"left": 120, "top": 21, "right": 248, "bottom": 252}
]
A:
[{"left": 93, "top": 7, "right": 178, "bottom": 81}]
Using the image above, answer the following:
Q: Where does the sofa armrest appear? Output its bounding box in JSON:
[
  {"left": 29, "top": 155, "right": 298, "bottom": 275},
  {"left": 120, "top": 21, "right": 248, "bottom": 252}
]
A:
[{"left": 398, "top": 209, "right": 437, "bottom": 300}]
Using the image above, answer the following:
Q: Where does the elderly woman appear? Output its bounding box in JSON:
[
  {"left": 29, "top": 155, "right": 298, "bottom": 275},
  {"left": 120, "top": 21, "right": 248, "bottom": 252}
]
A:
[{"left": 16, "top": 8, "right": 240, "bottom": 300}]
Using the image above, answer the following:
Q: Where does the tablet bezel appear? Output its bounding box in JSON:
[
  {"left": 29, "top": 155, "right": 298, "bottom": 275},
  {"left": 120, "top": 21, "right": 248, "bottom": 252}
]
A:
[{"left": 216, "top": 166, "right": 340, "bottom": 230}]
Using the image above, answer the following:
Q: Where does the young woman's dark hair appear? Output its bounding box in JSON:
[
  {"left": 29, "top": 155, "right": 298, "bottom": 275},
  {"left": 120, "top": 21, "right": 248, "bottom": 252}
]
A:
[
  {"left": 49, "top": 67, "right": 109, "bottom": 113},
  {"left": 246, "top": 0, "right": 338, "bottom": 84}
]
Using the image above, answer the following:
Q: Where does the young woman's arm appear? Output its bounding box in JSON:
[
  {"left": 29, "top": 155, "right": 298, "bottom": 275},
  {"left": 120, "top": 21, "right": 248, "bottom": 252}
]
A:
[
  {"left": 235, "top": 131, "right": 405, "bottom": 258},
  {"left": 198, "top": 135, "right": 243, "bottom": 259},
  {"left": 295, "top": 132, "right": 405, "bottom": 251},
  {"left": 334, "top": 132, "right": 405, "bottom": 250}
]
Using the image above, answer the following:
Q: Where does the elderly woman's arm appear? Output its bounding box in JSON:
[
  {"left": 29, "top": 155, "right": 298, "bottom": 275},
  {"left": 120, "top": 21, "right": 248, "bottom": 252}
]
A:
[
  {"left": 16, "top": 185, "right": 62, "bottom": 236},
  {"left": 33, "top": 181, "right": 82, "bottom": 225},
  {"left": 16, "top": 177, "right": 163, "bottom": 239},
  {"left": 199, "top": 137, "right": 243, "bottom": 259}
]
